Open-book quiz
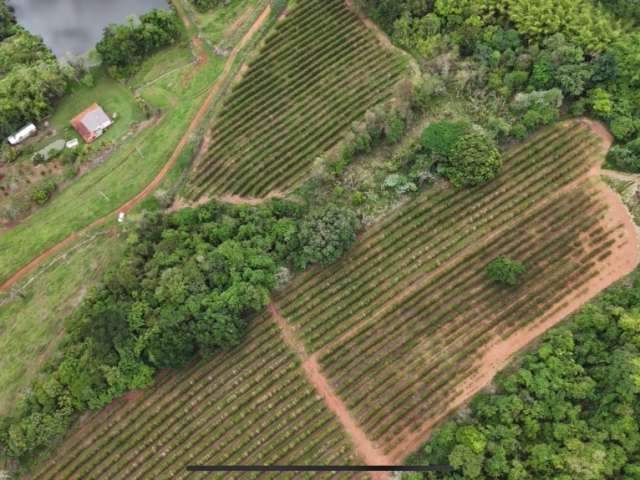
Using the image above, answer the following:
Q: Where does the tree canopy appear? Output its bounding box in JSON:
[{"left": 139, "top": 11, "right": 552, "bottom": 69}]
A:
[
  {"left": 406, "top": 272, "right": 640, "bottom": 479},
  {"left": 0, "top": 1, "right": 71, "bottom": 138},
  {"left": 439, "top": 132, "right": 502, "bottom": 187},
  {"left": 0, "top": 198, "right": 362, "bottom": 462},
  {"left": 485, "top": 256, "right": 526, "bottom": 286},
  {"left": 96, "top": 9, "right": 181, "bottom": 77},
  {"left": 295, "top": 203, "right": 360, "bottom": 269}
]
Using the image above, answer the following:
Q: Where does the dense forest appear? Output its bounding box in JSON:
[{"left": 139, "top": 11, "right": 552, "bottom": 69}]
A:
[
  {"left": 96, "top": 9, "right": 181, "bottom": 78},
  {"left": 407, "top": 272, "right": 640, "bottom": 479},
  {"left": 0, "top": 0, "right": 71, "bottom": 138},
  {"left": 0, "top": 199, "right": 359, "bottom": 464},
  {"left": 363, "top": 0, "right": 640, "bottom": 173}
]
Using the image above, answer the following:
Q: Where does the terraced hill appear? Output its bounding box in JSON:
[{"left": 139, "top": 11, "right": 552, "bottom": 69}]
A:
[
  {"left": 36, "top": 121, "right": 637, "bottom": 479},
  {"left": 187, "top": 0, "right": 406, "bottom": 200}
]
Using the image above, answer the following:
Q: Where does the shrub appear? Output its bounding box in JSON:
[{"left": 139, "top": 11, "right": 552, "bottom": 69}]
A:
[
  {"left": 485, "top": 256, "right": 526, "bottom": 286},
  {"left": 383, "top": 173, "right": 417, "bottom": 194},
  {"left": 610, "top": 115, "right": 636, "bottom": 140},
  {"left": 30, "top": 178, "right": 56, "bottom": 205},
  {"left": 606, "top": 145, "right": 640, "bottom": 172},
  {"left": 420, "top": 120, "right": 469, "bottom": 157},
  {"left": 295, "top": 203, "right": 360, "bottom": 269},
  {"left": 385, "top": 110, "right": 406, "bottom": 143},
  {"left": 439, "top": 132, "right": 502, "bottom": 187}
]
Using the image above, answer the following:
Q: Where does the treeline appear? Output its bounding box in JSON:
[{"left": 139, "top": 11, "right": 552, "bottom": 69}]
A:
[
  {"left": 0, "top": 199, "right": 359, "bottom": 464},
  {"left": 96, "top": 9, "right": 181, "bottom": 78},
  {"left": 364, "top": 0, "right": 640, "bottom": 172},
  {"left": 0, "top": 0, "right": 71, "bottom": 138},
  {"left": 0, "top": 3, "right": 181, "bottom": 139},
  {"left": 406, "top": 272, "right": 640, "bottom": 479}
]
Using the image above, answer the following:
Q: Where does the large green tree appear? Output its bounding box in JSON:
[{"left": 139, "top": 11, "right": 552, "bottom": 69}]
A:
[{"left": 439, "top": 132, "right": 502, "bottom": 187}]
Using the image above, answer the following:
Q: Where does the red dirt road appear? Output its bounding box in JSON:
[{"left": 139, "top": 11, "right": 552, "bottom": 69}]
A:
[
  {"left": 0, "top": 5, "right": 271, "bottom": 292},
  {"left": 388, "top": 119, "right": 640, "bottom": 461},
  {"left": 268, "top": 303, "right": 392, "bottom": 479}
]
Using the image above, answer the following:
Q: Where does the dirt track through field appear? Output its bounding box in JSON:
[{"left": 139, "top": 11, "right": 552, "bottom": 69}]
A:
[
  {"left": 387, "top": 119, "right": 640, "bottom": 461},
  {"left": 268, "top": 303, "right": 392, "bottom": 479},
  {"left": 0, "top": 3, "right": 271, "bottom": 292}
]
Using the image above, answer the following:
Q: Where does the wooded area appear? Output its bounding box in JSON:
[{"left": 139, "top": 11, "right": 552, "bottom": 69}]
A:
[
  {"left": 364, "top": 0, "right": 640, "bottom": 172},
  {"left": 407, "top": 272, "right": 640, "bottom": 479},
  {"left": 0, "top": 199, "right": 359, "bottom": 463}
]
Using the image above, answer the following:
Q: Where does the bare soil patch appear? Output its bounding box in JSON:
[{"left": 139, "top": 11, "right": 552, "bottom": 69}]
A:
[{"left": 268, "top": 303, "right": 391, "bottom": 479}]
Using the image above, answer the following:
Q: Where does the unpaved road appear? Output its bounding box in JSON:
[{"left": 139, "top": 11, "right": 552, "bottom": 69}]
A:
[
  {"left": 388, "top": 119, "right": 640, "bottom": 461},
  {"left": 268, "top": 303, "right": 392, "bottom": 480},
  {"left": 0, "top": 4, "right": 271, "bottom": 292}
]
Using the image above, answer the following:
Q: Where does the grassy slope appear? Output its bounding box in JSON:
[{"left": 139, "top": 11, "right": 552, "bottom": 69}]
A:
[
  {"left": 0, "top": 0, "right": 262, "bottom": 415},
  {"left": 0, "top": 233, "right": 125, "bottom": 415},
  {"left": 30, "top": 70, "right": 144, "bottom": 152},
  {"left": 0, "top": 0, "right": 262, "bottom": 281}
]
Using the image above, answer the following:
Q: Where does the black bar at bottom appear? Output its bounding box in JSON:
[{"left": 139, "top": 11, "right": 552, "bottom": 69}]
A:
[{"left": 186, "top": 465, "right": 452, "bottom": 472}]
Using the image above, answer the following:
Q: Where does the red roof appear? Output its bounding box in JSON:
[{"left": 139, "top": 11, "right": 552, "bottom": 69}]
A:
[{"left": 70, "top": 102, "right": 99, "bottom": 143}]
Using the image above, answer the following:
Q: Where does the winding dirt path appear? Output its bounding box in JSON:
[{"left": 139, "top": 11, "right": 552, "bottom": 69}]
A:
[
  {"left": 268, "top": 303, "right": 392, "bottom": 479},
  {"left": 0, "top": 4, "right": 271, "bottom": 292},
  {"left": 388, "top": 118, "right": 640, "bottom": 462}
]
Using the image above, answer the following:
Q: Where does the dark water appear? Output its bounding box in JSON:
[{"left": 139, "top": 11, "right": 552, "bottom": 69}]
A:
[{"left": 8, "top": 0, "right": 169, "bottom": 57}]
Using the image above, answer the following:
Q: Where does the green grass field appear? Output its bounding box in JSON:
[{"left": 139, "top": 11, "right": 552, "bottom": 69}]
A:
[
  {"left": 0, "top": 232, "right": 125, "bottom": 415},
  {"left": 0, "top": 0, "right": 265, "bottom": 282},
  {"left": 33, "top": 70, "right": 145, "bottom": 151}
]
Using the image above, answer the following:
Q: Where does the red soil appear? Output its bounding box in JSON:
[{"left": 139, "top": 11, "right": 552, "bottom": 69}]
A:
[
  {"left": 268, "top": 303, "right": 392, "bottom": 479},
  {"left": 388, "top": 120, "right": 640, "bottom": 462},
  {"left": 0, "top": 4, "right": 271, "bottom": 292}
]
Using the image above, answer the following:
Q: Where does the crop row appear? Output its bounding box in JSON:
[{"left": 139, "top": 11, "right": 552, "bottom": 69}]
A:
[
  {"left": 277, "top": 125, "right": 598, "bottom": 350},
  {"left": 334, "top": 190, "right": 615, "bottom": 447},
  {"left": 40, "top": 320, "right": 356, "bottom": 479},
  {"left": 188, "top": 0, "right": 404, "bottom": 198},
  {"left": 276, "top": 123, "right": 583, "bottom": 312},
  {"left": 192, "top": 52, "right": 401, "bottom": 198}
]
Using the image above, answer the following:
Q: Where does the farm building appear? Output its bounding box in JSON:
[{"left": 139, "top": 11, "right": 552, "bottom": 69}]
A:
[
  {"left": 7, "top": 123, "right": 37, "bottom": 145},
  {"left": 70, "top": 103, "right": 113, "bottom": 143}
]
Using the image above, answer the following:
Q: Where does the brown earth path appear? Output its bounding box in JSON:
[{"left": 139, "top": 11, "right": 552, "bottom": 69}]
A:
[
  {"left": 388, "top": 118, "right": 640, "bottom": 461},
  {"left": 268, "top": 303, "right": 392, "bottom": 480},
  {"left": 0, "top": 3, "right": 271, "bottom": 292}
]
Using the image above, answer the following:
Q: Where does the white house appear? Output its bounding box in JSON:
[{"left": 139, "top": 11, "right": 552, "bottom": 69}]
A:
[{"left": 8, "top": 123, "right": 37, "bottom": 146}]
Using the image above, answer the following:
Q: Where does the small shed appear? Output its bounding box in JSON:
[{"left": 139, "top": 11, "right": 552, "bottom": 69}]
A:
[
  {"left": 66, "top": 138, "right": 79, "bottom": 149},
  {"left": 70, "top": 103, "right": 113, "bottom": 143},
  {"left": 8, "top": 123, "right": 37, "bottom": 145},
  {"left": 33, "top": 139, "right": 66, "bottom": 163}
]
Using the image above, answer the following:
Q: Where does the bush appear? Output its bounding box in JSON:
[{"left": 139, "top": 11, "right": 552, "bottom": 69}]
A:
[
  {"left": 30, "top": 178, "right": 56, "bottom": 205},
  {"left": 420, "top": 120, "right": 469, "bottom": 157},
  {"left": 485, "top": 256, "right": 526, "bottom": 286},
  {"left": 439, "top": 132, "right": 502, "bottom": 187},
  {"left": 295, "top": 203, "right": 360, "bottom": 269},
  {"left": 610, "top": 115, "right": 636, "bottom": 140},
  {"left": 606, "top": 145, "right": 640, "bottom": 172},
  {"left": 385, "top": 110, "right": 406, "bottom": 143}
]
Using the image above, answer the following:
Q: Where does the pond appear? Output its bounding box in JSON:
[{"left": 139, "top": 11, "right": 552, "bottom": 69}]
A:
[{"left": 7, "top": 0, "right": 170, "bottom": 58}]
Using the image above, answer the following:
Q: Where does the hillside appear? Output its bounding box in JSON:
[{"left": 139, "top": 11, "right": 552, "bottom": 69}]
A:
[
  {"left": 31, "top": 120, "right": 638, "bottom": 479},
  {"left": 187, "top": 0, "right": 406, "bottom": 200}
]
